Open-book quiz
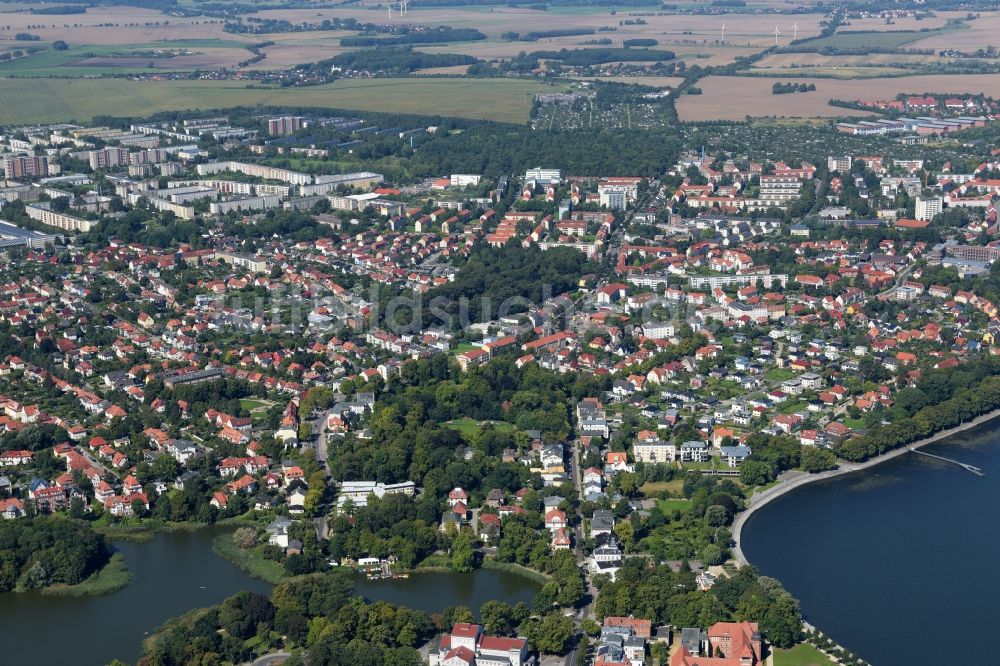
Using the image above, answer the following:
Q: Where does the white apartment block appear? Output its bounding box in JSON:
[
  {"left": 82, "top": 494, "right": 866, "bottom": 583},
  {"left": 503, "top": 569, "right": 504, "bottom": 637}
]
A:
[
  {"left": 450, "top": 174, "right": 482, "bottom": 187},
  {"left": 196, "top": 161, "right": 312, "bottom": 185},
  {"left": 633, "top": 438, "right": 677, "bottom": 464},
  {"left": 915, "top": 195, "right": 943, "bottom": 222},
  {"left": 25, "top": 203, "right": 93, "bottom": 232}
]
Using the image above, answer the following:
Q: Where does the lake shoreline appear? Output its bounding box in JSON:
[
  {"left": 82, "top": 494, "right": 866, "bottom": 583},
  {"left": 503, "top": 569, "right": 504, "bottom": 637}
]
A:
[
  {"left": 731, "top": 405, "right": 1000, "bottom": 566},
  {"left": 37, "top": 551, "right": 132, "bottom": 598}
]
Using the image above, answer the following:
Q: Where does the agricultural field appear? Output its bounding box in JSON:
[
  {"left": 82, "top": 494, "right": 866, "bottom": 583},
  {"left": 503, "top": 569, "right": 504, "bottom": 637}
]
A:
[
  {"left": 839, "top": 11, "right": 969, "bottom": 33},
  {"left": 242, "top": 31, "right": 357, "bottom": 70},
  {"left": 569, "top": 75, "right": 684, "bottom": 87},
  {"left": 0, "top": 77, "right": 556, "bottom": 125},
  {"left": 251, "top": 5, "right": 827, "bottom": 53},
  {"left": 677, "top": 73, "right": 1000, "bottom": 121},
  {"left": 0, "top": 40, "right": 250, "bottom": 76},
  {"left": 754, "top": 53, "right": 943, "bottom": 69},
  {"left": 0, "top": 6, "right": 232, "bottom": 45},
  {"left": 791, "top": 27, "right": 957, "bottom": 52},
  {"left": 750, "top": 66, "right": 915, "bottom": 79},
  {"left": 906, "top": 12, "right": 1000, "bottom": 50},
  {"left": 414, "top": 64, "right": 471, "bottom": 76}
]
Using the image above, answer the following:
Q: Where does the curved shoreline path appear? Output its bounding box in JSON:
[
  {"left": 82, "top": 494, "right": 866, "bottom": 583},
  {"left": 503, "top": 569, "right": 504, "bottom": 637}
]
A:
[{"left": 731, "top": 406, "right": 1000, "bottom": 565}]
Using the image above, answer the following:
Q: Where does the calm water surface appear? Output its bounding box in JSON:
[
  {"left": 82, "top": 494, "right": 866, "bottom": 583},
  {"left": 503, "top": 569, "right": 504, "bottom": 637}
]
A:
[
  {"left": 743, "top": 420, "right": 1000, "bottom": 666},
  {"left": 0, "top": 527, "right": 272, "bottom": 666},
  {"left": 355, "top": 567, "right": 540, "bottom": 616},
  {"left": 0, "top": 526, "right": 540, "bottom": 666}
]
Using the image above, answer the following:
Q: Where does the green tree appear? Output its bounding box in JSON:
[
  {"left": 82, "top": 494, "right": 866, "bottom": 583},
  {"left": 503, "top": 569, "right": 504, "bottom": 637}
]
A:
[
  {"left": 218, "top": 590, "right": 275, "bottom": 640},
  {"left": 739, "top": 459, "right": 774, "bottom": 486},
  {"left": 527, "top": 612, "right": 575, "bottom": 655},
  {"left": 449, "top": 532, "right": 476, "bottom": 573},
  {"left": 800, "top": 447, "right": 837, "bottom": 473},
  {"left": 480, "top": 600, "right": 515, "bottom": 635}
]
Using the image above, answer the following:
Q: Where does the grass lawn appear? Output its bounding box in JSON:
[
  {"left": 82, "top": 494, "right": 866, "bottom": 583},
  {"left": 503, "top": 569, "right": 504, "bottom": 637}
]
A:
[
  {"left": 0, "top": 77, "right": 557, "bottom": 125},
  {"left": 773, "top": 643, "right": 837, "bottom": 666},
  {"left": 843, "top": 417, "right": 866, "bottom": 430},
  {"left": 240, "top": 398, "right": 270, "bottom": 412},
  {"left": 681, "top": 459, "right": 722, "bottom": 471},
  {"left": 446, "top": 417, "right": 516, "bottom": 437},
  {"left": 765, "top": 368, "right": 797, "bottom": 383},
  {"left": 779, "top": 400, "right": 808, "bottom": 414},
  {"left": 656, "top": 498, "right": 693, "bottom": 514},
  {"left": 639, "top": 479, "right": 684, "bottom": 496}
]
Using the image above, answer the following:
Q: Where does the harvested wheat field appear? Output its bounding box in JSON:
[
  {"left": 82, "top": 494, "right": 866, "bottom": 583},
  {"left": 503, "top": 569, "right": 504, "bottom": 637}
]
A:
[
  {"left": 906, "top": 12, "right": 1000, "bottom": 50},
  {"left": 250, "top": 6, "right": 826, "bottom": 48},
  {"left": 754, "top": 52, "right": 943, "bottom": 69},
  {"left": 840, "top": 11, "right": 969, "bottom": 32},
  {"left": 677, "top": 73, "right": 1000, "bottom": 121},
  {"left": 0, "top": 7, "right": 236, "bottom": 45},
  {"left": 569, "top": 76, "right": 684, "bottom": 88}
]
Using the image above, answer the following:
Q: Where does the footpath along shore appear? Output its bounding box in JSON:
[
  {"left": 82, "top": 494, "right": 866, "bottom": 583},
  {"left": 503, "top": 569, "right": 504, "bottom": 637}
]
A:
[{"left": 731, "top": 406, "right": 1000, "bottom": 565}]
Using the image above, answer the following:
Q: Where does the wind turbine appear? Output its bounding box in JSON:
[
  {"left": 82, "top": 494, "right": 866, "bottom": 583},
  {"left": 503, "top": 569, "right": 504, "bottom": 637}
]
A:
[
  {"left": 772, "top": 26, "right": 781, "bottom": 46},
  {"left": 792, "top": 22, "right": 799, "bottom": 41},
  {"left": 387, "top": 5, "right": 392, "bottom": 20},
  {"left": 720, "top": 23, "right": 726, "bottom": 43},
  {"left": 400, "top": 0, "right": 408, "bottom": 15}
]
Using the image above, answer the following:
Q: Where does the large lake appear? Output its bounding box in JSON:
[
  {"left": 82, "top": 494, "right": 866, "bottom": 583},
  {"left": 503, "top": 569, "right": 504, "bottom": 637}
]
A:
[
  {"left": 0, "top": 526, "right": 541, "bottom": 666},
  {"left": 742, "top": 420, "right": 1000, "bottom": 666}
]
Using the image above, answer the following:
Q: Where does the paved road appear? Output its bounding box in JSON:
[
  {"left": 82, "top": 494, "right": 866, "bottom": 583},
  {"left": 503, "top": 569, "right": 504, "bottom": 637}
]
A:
[
  {"left": 244, "top": 651, "right": 291, "bottom": 666},
  {"left": 306, "top": 408, "right": 331, "bottom": 472},
  {"left": 876, "top": 262, "right": 914, "bottom": 299}
]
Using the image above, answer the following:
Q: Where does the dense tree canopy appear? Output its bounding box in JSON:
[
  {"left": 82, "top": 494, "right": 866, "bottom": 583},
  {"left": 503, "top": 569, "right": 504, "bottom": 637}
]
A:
[{"left": 0, "top": 516, "right": 110, "bottom": 592}]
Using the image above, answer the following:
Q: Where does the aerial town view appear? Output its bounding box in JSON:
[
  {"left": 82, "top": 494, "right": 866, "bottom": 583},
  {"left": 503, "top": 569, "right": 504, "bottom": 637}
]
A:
[{"left": 2, "top": 0, "right": 1000, "bottom": 665}]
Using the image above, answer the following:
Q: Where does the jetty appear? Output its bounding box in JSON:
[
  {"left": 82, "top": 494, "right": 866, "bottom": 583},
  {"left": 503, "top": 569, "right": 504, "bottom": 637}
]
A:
[{"left": 909, "top": 448, "right": 985, "bottom": 476}]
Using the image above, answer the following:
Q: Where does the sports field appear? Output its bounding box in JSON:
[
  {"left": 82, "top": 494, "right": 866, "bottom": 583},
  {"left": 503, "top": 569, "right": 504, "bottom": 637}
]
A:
[{"left": 0, "top": 77, "right": 557, "bottom": 125}]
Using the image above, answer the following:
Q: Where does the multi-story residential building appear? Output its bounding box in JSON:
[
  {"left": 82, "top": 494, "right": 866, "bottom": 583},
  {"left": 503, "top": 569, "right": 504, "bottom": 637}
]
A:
[
  {"left": 450, "top": 174, "right": 482, "bottom": 187},
  {"left": 336, "top": 480, "right": 416, "bottom": 509},
  {"left": 195, "top": 161, "right": 312, "bottom": 185},
  {"left": 634, "top": 435, "right": 676, "bottom": 464},
  {"left": 209, "top": 195, "right": 283, "bottom": 216},
  {"left": 25, "top": 203, "right": 93, "bottom": 232},
  {"left": 599, "top": 186, "right": 629, "bottom": 211},
  {"left": 525, "top": 167, "right": 561, "bottom": 182},
  {"left": 827, "top": 155, "right": 852, "bottom": 172},
  {"left": 688, "top": 274, "right": 788, "bottom": 289},
  {"left": 915, "top": 195, "right": 943, "bottom": 221},
  {"left": 944, "top": 243, "right": 1000, "bottom": 264},
  {"left": 268, "top": 116, "right": 307, "bottom": 136},
  {"left": 88, "top": 148, "right": 130, "bottom": 170},
  {"left": 758, "top": 175, "right": 803, "bottom": 203},
  {"left": 2, "top": 155, "right": 49, "bottom": 179}
]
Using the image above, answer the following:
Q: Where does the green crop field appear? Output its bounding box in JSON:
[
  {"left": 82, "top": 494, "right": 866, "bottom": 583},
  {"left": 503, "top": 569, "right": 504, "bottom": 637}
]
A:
[
  {"left": 0, "top": 40, "right": 251, "bottom": 77},
  {"left": 0, "top": 77, "right": 556, "bottom": 125}
]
